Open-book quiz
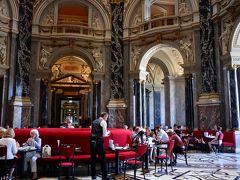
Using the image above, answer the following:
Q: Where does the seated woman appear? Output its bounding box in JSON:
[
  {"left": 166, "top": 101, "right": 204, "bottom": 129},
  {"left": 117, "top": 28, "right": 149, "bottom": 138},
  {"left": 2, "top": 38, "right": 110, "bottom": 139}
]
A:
[
  {"left": 132, "top": 127, "right": 145, "bottom": 147},
  {"left": 0, "top": 128, "right": 19, "bottom": 180},
  {"left": 166, "top": 129, "right": 184, "bottom": 166},
  {"left": 208, "top": 126, "right": 223, "bottom": 152},
  {"left": 23, "top": 129, "right": 42, "bottom": 179}
]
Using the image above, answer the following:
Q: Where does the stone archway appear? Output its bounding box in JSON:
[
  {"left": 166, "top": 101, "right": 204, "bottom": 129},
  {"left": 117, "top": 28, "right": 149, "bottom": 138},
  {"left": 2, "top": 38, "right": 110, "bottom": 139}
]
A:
[{"left": 136, "top": 44, "right": 185, "bottom": 128}]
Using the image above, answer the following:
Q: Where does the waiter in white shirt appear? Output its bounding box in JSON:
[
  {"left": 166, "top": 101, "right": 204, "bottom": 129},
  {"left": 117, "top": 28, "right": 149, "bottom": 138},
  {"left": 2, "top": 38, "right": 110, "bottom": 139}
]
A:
[{"left": 90, "top": 112, "right": 110, "bottom": 180}]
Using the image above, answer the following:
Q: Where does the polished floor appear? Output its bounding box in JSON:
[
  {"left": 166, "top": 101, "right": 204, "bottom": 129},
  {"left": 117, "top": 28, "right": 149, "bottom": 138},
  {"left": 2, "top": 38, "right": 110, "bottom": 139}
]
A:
[{"left": 35, "top": 151, "right": 240, "bottom": 180}]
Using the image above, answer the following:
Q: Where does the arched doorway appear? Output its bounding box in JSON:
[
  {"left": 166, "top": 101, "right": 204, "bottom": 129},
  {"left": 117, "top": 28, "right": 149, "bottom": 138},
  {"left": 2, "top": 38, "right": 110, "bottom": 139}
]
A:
[
  {"left": 49, "top": 56, "right": 92, "bottom": 127},
  {"left": 136, "top": 44, "right": 185, "bottom": 129}
]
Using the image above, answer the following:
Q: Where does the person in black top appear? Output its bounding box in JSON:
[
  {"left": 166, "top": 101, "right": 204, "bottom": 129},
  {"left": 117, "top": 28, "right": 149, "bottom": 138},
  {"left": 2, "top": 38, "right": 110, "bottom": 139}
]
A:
[{"left": 90, "top": 112, "right": 110, "bottom": 180}]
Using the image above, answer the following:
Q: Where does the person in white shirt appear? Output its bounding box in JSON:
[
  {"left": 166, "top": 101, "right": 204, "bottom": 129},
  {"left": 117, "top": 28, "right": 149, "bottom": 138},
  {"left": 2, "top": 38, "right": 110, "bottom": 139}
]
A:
[
  {"left": 23, "top": 129, "right": 42, "bottom": 179},
  {"left": 90, "top": 112, "right": 110, "bottom": 180},
  {"left": 0, "top": 128, "right": 19, "bottom": 180},
  {"left": 157, "top": 129, "right": 169, "bottom": 143}
]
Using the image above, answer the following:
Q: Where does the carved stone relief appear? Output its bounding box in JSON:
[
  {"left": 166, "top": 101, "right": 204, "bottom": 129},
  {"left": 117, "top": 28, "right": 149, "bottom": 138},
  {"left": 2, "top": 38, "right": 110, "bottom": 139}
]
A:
[
  {"left": 179, "top": 0, "right": 190, "bottom": 15},
  {"left": 0, "top": 0, "right": 9, "bottom": 17},
  {"left": 179, "top": 36, "right": 193, "bottom": 64},
  {"left": 172, "top": 48, "right": 184, "bottom": 75},
  {"left": 133, "top": 12, "right": 142, "bottom": 26},
  {"left": 92, "top": 48, "right": 103, "bottom": 72},
  {"left": 0, "top": 36, "right": 7, "bottom": 65},
  {"left": 81, "top": 65, "right": 91, "bottom": 81},
  {"left": 92, "top": 13, "right": 101, "bottom": 28},
  {"left": 219, "top": 19, "right": 233, "bottom": 55},
  {"left": 39, "top": 45, "right": 53, "bottom": 70},
  {"left": 131, "top": 45, "right": 141, "bottom": 70},
  {"left": 41, "top": 6, "right": 54, "bottom": 26},
  {"left": 51, "top": 64, "right": 61, "bottom": 80},
  {"left": 102, "top": 0, "right": 111, "bottom": 13}
]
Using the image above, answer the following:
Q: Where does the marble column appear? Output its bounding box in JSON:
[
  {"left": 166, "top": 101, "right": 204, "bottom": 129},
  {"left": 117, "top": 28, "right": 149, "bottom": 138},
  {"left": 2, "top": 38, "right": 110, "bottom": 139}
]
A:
[
  {"left": 39, "top": 79, "right": 48, "bottom": 126},
  {"left": 141, "top": 80, "right": 146, "bottom": 128},
  {"left": 154, "top": 90, "right": 161, "bottom": 126},
  {"left": 146, "top": 89, "right": 150, "bottom": 127},
  {"left": 134, "top": 80, "right": 142, "bottom": 127},
  {"left": 107, "top": 1, "right": 127, "bottom": 127},
  {"left": 164, "top": 76, "right": 176, "bottom": 127},
  {"left": 10, "top": 0, "right": 33, "bottom": 128},
  {"left": 233, "top": 65, "right": 240, "bottom": 128},
  {"left": 92, "top": 81, "right": 101, "bottom": 121},
  {"left": 197, "top": 0, "right": 220, "bottom": 130},
  {"left": 185, "top": 74, "right": 194, "bottom": 128},
  {"left": 232, "top": 65, "right": 240, "bottom": 153}
]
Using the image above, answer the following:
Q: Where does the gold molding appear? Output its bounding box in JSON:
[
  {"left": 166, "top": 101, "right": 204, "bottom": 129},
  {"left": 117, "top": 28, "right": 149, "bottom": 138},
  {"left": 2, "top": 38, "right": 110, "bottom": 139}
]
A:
[{"left": 198, "top": 93, "right": 220, "bottom": 103}]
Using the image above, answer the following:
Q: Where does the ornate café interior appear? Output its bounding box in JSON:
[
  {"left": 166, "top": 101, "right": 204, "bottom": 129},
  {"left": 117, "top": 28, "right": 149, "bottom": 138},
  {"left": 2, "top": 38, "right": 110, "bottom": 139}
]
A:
[{"left": 0, "top": 0, "right": 240, "bottom": 179}]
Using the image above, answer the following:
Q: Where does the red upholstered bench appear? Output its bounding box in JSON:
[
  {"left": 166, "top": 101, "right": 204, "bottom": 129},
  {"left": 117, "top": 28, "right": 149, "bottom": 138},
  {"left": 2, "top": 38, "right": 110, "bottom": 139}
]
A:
[
  {"left": 14, "top": 128, "right": 135, "bottom": 168},
  {"left": 222, "top": 131, "right": 235, "bottom": 152}
]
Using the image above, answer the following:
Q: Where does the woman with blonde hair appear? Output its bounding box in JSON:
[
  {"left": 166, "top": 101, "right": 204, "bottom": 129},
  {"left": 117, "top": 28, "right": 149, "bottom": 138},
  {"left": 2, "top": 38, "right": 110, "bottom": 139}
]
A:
[
  {"left": 0, "top": 128, "right": 19, "bottom": 180},
  {"left": 23, "top": 129, "right": 42, "bottom": 179}
]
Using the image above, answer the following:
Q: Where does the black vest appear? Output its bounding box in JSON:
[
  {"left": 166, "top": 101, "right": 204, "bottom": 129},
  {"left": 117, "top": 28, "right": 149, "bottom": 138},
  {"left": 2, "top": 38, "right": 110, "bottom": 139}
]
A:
[{"left": 91, "top": 118, "right": 103, "bottom": 140}]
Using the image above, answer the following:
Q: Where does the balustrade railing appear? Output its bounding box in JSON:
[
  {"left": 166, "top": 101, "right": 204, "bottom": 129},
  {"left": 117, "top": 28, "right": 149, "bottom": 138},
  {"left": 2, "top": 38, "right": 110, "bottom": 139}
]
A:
[
  {"left": 38, "top": 14, "right": 193, "bottom": 37},
  {"left": 129, "top": 15, "right": 179, "bottom": 35},
  {"left": 39, "top": 24, "right": 105, "bottom": 37}
]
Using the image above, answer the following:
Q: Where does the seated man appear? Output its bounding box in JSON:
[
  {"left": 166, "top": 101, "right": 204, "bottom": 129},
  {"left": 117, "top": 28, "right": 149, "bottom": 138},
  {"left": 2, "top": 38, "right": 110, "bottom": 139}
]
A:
[{"left": 166, "top": 129, "right": 184, "bottom": 165}]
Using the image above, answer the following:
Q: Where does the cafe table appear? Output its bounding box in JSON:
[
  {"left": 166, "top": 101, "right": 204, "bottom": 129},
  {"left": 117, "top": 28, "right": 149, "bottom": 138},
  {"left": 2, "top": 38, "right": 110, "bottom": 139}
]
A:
[
  {"left": 17, "top": 146, "right": 38, "bottom": 177},
  {"left": 111, "top": 146, "right": 135, "bottom": 175}
]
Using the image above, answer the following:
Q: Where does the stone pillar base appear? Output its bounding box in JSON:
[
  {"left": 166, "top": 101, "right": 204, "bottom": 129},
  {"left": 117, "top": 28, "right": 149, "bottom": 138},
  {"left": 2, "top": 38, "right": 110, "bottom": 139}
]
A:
[
  {"left": 196, "top": 93, "right": 221, "bottom": 130},
  {"left": 235, "top": 131, "right": 240, "bottom": 153},
  {"left": 107, "top": 99, "right": 127, "bottom": 128},
  {"left": 10, "top": 96, "right": 32, "bottom": 128}
]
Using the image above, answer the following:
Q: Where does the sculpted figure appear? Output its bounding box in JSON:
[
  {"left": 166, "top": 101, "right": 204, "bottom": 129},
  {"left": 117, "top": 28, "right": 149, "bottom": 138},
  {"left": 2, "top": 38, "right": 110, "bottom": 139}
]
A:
[
  {"left": 39, "top": 47, "right": 52, "bottom": 69},
  {"left": 180, "top": 37, "right": 193, "bottom": 63},
  {"left": 51, "top": 64, "right": 61, "bottom": 80},
  {"left": 81, "top": 65, "right": 91, "bottom": 81},
  {"left": 92, "top": 15, "right": 100, "bottom": 28},
  {"left": 133, "top": 13, "right": 142, "bottom": 26},
  {"left": 179, "top": 0, "right": 189, "bottom": 14},
  {"left": 219, "top": 21, "right": 233, "bottom": 55},
  {"left": 131, "top": 46, "right": 141, "bottom": 70},
  {"left": 0, "top": 37, "right": 6, "bottom": 65},
  {"left": 92, "top": 48, "right": 103, "bottom": 72},
  {"left": 0, "top": 0, "right": 8, "bottom": 16}
]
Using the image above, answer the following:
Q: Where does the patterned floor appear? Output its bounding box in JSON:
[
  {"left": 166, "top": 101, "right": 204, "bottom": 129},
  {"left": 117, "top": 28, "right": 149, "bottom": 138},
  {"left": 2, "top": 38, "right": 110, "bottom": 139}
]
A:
[{"left": 38, "top": 152, "right": 240, "bottom": 180}]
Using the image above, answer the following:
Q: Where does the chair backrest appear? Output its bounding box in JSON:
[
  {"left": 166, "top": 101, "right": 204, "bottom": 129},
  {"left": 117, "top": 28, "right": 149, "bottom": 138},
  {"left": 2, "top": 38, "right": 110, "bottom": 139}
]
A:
[
  {"left": 219, "top": 133, "right": 224, "bottom": 140},
  {"left": 167, "top": 140, "right": 175, "bottom": 155},
  {"left": 218, "top": 133, "right": 224, "bottom": 145},
  {"left": 0, "top": 145, "right": 7, "bottom": 158},
  {"left": 136, "top": 144, "right": 148, "bottom": 158},
  {"left": 59, "top": 144, "right": 75, "bottom": 161}
]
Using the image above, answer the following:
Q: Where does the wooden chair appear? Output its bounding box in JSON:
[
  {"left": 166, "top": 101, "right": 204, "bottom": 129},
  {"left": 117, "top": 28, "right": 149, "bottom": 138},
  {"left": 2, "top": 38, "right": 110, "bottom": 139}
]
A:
[
  {"left": 57, "top": 144, "right": 75, "bottom": 179},
  {"left": 0, "top": 145, "right": 8, "bottom": 179},
  {"left": 155, "top": 140, "right": 175, "bottom": 174},
  {"left": 123, "top": 144, "right": 148, "bottom": 179}
]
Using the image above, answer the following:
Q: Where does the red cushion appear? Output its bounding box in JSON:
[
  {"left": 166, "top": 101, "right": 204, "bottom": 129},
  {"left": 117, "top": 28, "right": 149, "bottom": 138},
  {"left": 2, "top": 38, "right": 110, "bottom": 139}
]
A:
[
  {"left": 156, "top": 155, "right": 168, "bottom": 159},
  {"left": 59, "top": 162, "right": 74, "bottom": 167},
  {"left": 126, "top": 160, "right": 142, "bottom": 165},
  {"left": 222, "top": 142, "right": 235, "bottom": 147},
  {"left": 74, "top": 154, "right": 91, "bottom": 162},
  {"left": 119, "top": 151, "right": 136, "bottom": 160},
  {"left": 105, "top": 153, "right": 116, "bottom": 161}
]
